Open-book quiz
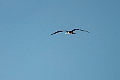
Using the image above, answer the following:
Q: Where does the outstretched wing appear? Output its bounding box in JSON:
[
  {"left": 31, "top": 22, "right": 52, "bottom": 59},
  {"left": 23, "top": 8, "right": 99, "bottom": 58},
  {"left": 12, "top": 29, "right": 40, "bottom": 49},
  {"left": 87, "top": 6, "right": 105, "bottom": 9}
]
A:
[
  {"left": 51, "top": 31, "right": 63, "bottom": 35},
  {"left": 72, "top": 29, "right": 80, "bottom": 31},
  {"left": 79, "top": 29, "right": 89, "bottom": 33},
  {"left": 72, "top": 29, "right": 89, "bottom": 33}
]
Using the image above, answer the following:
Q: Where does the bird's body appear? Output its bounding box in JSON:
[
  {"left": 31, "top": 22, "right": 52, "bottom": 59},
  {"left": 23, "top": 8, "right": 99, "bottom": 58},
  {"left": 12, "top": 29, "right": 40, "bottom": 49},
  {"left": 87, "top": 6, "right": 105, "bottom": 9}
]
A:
[
  {"left": 66, "top": 31, "right": 76, "bottom": 34},
  {"left": 51, "top": 28, "right": 89, "bottom": 35}
]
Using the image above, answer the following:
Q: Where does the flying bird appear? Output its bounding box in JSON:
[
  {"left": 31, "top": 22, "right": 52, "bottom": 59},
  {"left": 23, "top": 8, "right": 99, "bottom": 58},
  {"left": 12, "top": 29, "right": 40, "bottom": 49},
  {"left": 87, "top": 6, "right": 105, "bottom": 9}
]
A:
[{"left": 51, "top": 29, "right": 89, "bottom": 35}]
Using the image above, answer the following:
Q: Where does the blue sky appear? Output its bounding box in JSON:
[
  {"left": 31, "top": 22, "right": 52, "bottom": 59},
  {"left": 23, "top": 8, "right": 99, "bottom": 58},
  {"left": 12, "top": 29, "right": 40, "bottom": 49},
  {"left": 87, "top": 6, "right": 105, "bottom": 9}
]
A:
[{"left": 0, "top": 0, "right": 120, "bottom": 80}]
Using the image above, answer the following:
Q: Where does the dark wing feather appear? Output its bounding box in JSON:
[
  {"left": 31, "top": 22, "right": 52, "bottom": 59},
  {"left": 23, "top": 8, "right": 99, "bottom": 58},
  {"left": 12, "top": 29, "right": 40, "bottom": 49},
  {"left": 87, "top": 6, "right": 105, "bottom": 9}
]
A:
[
  {"left": 79, "top": 29, "right": 89, "bottom": 33},
  {"left": 51, "top": 31, "right": 63, "bottom": 35},
  {"left": 72, "top": 29, "right": 89, "bottom": 33},
  {"left": 72, "top": 29, "right": 80, "bottom": 31}
]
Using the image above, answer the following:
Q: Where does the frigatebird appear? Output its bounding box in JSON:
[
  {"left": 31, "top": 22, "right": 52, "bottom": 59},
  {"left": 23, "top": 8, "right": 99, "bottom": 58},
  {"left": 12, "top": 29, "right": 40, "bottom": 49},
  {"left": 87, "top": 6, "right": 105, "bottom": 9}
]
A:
[{"left": 51, "top": 29, "right": 89, "bottom": 35}]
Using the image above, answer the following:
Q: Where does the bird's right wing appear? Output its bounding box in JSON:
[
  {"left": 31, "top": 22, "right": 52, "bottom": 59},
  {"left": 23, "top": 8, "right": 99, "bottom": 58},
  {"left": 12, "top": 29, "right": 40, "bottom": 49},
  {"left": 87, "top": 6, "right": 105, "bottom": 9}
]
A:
[
  {"left": 72, "top": 29, "right": 80, "bottom": 31},
  {"left": 79, "top": 29, "right": 89, "bottom": 33},
  {"left": 51, "top": 31, "right": 63, "bottom": 35},
  {"left": 72, "top": 29, "right": 89, "bottom": 33}
]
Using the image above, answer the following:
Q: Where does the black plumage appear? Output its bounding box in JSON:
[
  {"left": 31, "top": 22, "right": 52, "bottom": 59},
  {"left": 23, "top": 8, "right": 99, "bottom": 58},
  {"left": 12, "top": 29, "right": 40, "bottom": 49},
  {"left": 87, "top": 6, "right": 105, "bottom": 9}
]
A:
[
  {"left": 51, "top": 31, "right": 63, "bottom": 35},
  {"left": 51, "top": 28, "right": 89, "bottom": 35}
]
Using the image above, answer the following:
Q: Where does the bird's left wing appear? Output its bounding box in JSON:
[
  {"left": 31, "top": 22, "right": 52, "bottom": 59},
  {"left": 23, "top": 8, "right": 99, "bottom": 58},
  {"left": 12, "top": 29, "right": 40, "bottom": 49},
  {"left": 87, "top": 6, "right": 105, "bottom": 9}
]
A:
[{"left": 51, "top": 31, "right": 63, "bottom": 35}]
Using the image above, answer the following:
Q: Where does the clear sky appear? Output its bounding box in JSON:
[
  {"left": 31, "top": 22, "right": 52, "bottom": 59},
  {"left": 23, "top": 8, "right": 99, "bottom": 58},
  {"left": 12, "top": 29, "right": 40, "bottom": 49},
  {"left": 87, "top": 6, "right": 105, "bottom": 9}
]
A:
[{"left": 0, "top": 0, "right": 120, "bottom": 80}]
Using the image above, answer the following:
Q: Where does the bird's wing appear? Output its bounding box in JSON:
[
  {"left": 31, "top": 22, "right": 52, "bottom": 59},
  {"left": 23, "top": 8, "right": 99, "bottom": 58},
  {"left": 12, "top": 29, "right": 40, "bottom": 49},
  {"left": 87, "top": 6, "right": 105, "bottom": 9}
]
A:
[
  {"left": 72, "top": 29, "right": 80, "bottom": 31},
  {"left": 79, "top": 29, "right": 89, "bottom": 33},
  {"left": 51, "top": 31, "right": 63, "bottom": 35},
  {"left": 72, "top": 29, "right": 89, "bottom": 33}
]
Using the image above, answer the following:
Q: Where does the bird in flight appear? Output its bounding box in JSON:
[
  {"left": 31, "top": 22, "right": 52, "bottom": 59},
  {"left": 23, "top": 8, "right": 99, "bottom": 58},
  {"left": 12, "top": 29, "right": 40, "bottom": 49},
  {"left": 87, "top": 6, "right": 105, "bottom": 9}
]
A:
[{"left": 51, "top": 28, "right": 89, "bottom": 35}]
